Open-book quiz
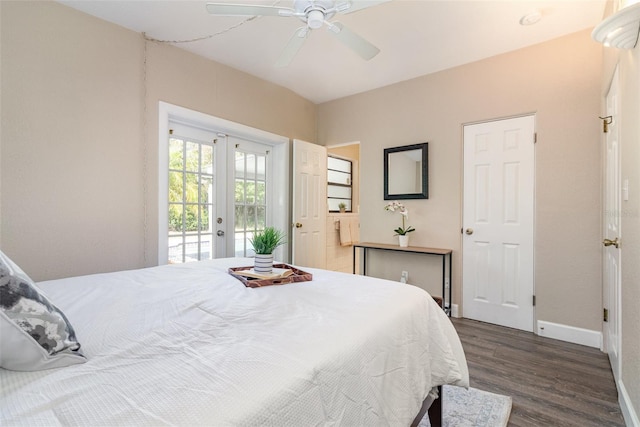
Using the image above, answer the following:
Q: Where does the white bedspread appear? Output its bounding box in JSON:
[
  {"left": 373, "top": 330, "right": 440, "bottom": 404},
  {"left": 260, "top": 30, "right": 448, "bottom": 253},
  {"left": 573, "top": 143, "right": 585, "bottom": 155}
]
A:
[{"left": 0, "top": 258, "right": 468, "bottom": 426}]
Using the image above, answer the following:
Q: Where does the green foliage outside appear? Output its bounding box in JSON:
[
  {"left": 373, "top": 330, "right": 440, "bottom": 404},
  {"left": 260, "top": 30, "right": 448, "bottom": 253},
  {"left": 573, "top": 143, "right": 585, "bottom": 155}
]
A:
[{"left": 169, "top": 139, "right": 212, "bottom": 232}]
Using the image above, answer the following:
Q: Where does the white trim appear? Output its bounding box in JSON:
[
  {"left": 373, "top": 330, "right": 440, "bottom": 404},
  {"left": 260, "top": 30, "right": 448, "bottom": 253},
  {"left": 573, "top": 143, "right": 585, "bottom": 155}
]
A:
[
  {"left": 326, "top": 141, "right": 361, "bottom": 149},
  {"left": 619, "top": 379, "right": 640, "bottom": 427},
  {"left": 536, "top": 320, "right": 602, "bottom": 349},
  {"left": 451, "top": 304, "right": 460, "bottom": 318},
  {"left": 158, "top": 101, "right": 290, "bottom": 265}
]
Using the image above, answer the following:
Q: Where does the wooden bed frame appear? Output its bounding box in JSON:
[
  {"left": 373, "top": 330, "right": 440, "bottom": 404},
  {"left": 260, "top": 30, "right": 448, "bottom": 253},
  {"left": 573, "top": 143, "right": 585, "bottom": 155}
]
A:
[{"left": 411, "top": 385, "right": 442, "bottom": 427}]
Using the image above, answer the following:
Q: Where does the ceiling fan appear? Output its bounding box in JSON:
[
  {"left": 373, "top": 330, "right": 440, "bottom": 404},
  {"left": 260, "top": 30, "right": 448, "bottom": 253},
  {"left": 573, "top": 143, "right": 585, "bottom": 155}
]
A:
[{"left": 206, "top": 0, "right": 388, "bottom": 67}]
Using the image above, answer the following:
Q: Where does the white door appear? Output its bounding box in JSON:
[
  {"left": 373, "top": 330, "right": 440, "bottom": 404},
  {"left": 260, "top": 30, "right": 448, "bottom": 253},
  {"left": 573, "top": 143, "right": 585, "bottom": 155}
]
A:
[
  {"left": 462, "top": 115, "right": 535, "bottom": 331},
  {"left": 603, "top": 66, "right": 621, "bottom": 380},
  {"left": 292, "top": 139, "right": 327, "bottom": 268}
]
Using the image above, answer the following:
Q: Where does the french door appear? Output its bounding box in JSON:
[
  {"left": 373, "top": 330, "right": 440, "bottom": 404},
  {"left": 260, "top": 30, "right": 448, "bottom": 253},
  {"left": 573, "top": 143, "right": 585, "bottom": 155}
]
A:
[
  {"left": 166, "top": 124, "right": 273, "bottom": 263},
  {"left": 167, "top": 122, "right": 226, "bottom": 263}
]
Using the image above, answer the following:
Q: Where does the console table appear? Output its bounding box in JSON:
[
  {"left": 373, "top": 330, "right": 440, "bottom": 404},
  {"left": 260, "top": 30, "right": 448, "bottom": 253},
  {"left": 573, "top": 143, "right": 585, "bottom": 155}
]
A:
[{"left": 353, "top": 242, "right": 452, "bottom": 316}]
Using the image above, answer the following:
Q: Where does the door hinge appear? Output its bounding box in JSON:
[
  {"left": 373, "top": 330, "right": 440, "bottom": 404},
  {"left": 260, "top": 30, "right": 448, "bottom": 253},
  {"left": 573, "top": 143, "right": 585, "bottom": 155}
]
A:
[
  {"left": 604, "top": 308, "right": 609, "bottom": 322},
  {"left": 533, "top": 295, "right": 536, "bottom": 306},
  {"left": 533, "top": 133, "right": 537, "bottom": 143}
]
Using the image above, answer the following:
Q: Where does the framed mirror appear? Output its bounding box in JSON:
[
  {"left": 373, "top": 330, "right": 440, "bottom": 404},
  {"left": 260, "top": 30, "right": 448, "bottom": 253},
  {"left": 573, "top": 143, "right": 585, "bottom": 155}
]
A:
[{"left": 384, "top": 143, "right": 428, "bottom": 200}]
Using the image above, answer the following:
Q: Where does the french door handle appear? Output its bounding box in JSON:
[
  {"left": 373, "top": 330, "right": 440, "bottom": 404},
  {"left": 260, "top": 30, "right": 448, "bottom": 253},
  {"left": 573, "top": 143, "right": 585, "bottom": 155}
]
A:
[
  {"left": 217, "top": 230, "right": 225, "bottom": 237},
  {"left": 603, "top": 238, "right": 620, "bottom": 248}
]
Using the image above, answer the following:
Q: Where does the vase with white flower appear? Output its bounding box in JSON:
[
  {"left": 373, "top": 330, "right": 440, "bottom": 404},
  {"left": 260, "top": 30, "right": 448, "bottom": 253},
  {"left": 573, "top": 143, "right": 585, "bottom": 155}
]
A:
[{"left": 384, "top": 201, "right": 415, "bottom": 247}]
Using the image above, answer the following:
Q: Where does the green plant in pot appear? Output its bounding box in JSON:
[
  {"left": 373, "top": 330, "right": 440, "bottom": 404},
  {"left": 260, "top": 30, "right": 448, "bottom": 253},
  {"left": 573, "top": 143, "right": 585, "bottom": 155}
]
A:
[
  {"left": 249, "top": 227, "right": 286, "bottom": 273},
  {"left": 338, "top": 202, "right": 347, "bottom": 213}
]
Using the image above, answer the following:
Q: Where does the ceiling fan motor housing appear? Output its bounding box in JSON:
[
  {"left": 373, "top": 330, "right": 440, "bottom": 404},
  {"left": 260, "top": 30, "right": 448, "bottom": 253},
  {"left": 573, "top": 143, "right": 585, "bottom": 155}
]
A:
[{"left": 294, "top": 0, "right": 338, "bottom": 28}]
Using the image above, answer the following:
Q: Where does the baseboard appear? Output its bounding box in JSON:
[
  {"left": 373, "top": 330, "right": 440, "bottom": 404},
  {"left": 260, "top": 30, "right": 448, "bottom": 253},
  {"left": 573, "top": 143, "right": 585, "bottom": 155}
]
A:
[
  {"left": 619, "top": 379, "right": 640, "bottom": 427},
  {"left": 536, "top": 320, "right": 602, "bottom": 349},
  {"left": 451, "top": 304, "right": 459, "bottom": 318}
]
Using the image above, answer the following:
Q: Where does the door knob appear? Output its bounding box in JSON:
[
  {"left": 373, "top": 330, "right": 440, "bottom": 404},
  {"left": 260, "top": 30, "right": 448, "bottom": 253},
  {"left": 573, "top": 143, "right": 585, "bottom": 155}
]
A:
[
  {"left": 217, "top": 230, "right": 225, "bottom": 236},
  {"left": 465, "top": 228, "right": 474, "bottom": 235},
  {"left": 603, "top": 237, "right": 620, "bottom": 248},
  {"left": 294, "top": 222, "right": 303, "bottom": 229}
]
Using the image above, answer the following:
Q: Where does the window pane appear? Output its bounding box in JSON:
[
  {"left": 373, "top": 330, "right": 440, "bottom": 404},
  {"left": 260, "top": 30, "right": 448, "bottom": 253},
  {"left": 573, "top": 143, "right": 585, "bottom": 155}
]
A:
[
  {"left": 184, "top": 173, "right": 198, "bottom": 203},
  {"left": 256, "top": 181, "right": 266, "bottom": 204},
  {"left": 328, "top": 185, "right": 351, "bottom": 199},
  {"left": 184, "top": 204, "right": 198, "bottom": 232},
  {"left": 183, "top": 234, "right": 200, "bottom": 262},
  {"left": 168, "top": 235, "right": 184, "bottom": 263},
  {"left": 235, "top": 179, "right": 245, "bottom": 203},
  {"left": 169, "top": 204, "right": 183, "bottom": 232},
  {"left": 257, "top": 156, "right": 266, "bottom": 180},
  {"left": 169, "top": 139, "right": 184, "bottom": 170},
  {"left": 328, "top": 157, "right": 351, "bottom": 173},
  {"left": 328, "top": 199, "right": 351, "bottom": 212},
  {"left": 246, "top": 154, "right": 256, "bottom": 179},
  {"left": 257, "top": 206, "right": 266, "bottom": 230},
  {"left": 201, "top": 145, "right": 213, "bottom": 175},
  {"left": 235, "top": 152, "right": 245, "bottom": 178},
  {"left": 235, "top": 232, "right": 250, "bottom": 257},
  {"left": 247, "top": 205, "right": 256, "bottom": 229},
  {"left": 169, "top": 171, "right": 183, "bottom": 203},
  {"left": 200, "top": 176, "right": 212, "bottom": 204},
  {"left": 246, "top": 181, "right": 256, "bottom": 204},
  {"left": 186, "top": 141, "right": 199, "bottom": 172},
  {"left": 328, "top": 170, "right": 350, "bottom": 185},
  {"left": 199, "top": 233, "right": 213, "bottom": 261},
  {"left": 200, "top": 205, "right": 212, "bottom": 232},
  {"left": 235, "top": 205, "right": 245, "bottom": 231}
]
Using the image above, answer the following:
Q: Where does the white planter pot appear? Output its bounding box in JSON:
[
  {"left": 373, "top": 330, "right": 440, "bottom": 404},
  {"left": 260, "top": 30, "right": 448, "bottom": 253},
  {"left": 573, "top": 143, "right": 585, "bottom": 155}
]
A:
[
  {"left": 398, "top": 235, "right": 409, "bottom": 247},
  {"left": 254, "top": 253, "right": 274, "bottom": 273}
]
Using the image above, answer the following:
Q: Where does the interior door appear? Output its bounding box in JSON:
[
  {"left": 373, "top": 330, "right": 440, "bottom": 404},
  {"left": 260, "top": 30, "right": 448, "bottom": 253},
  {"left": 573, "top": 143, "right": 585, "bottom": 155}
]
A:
[
  {"left": 603, "top": 66, "right": 621, "bottom": 380},
  {"left": 292, "top": 139, "right": 327, "bottom": 268},
  {"left": 462, "top": 115, "right": 535, "bottom": 331}
]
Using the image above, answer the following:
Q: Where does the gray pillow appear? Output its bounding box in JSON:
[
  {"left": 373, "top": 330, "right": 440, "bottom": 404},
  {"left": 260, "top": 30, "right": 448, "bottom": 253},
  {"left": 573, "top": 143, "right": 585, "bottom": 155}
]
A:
[{"left": 0, "top": 250, "right": 86, "bottom": 371}]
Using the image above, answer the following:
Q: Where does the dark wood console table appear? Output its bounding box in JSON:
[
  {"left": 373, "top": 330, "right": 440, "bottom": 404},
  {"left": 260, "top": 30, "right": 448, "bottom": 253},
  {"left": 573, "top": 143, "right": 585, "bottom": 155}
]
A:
[{"left": 353, "top": 242, "right": 452, "bottom": 316}]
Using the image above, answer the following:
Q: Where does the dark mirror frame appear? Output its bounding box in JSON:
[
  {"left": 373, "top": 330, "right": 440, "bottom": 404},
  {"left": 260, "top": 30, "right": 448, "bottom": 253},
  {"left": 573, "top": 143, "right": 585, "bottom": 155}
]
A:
[{"left": 384, "top": 142, "right": 429, "bottom": 200}]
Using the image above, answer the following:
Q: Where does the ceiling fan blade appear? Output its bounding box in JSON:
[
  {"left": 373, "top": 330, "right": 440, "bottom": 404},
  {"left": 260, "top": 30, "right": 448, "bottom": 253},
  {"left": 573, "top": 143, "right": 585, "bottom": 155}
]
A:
[
  {"left": 206, "top": 3, "right": 293, "bottom": 17},
  {"left": 328, "top": 22, "right": 379, "bottom": 60},
  {"left": 340, "top": 0, "right": 392, "bottom": 14},
  {"left": 275, "top": 27, "right": 309, "bottom": 68}
]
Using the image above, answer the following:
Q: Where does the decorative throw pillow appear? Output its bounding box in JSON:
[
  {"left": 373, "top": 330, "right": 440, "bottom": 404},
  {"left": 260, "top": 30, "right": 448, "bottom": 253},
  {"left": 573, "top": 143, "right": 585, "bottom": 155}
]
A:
[{"left": 0, "top": 250, "right": 86, "bottom": 371}]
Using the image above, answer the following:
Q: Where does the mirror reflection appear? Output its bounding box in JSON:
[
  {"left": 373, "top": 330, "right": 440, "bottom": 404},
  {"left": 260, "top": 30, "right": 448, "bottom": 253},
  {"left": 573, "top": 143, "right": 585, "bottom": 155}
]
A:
[{"left": 384, "top": 143, "right": 428, "bottom": 200}]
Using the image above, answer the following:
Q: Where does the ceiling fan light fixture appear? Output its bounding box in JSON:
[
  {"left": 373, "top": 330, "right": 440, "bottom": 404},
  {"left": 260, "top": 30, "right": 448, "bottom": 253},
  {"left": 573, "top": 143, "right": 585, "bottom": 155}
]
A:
[
  {"left": 592, "top": 2, "right": 640, "bottom": 49},
  {"left": 307, "top": 9, "right": 325, "bottom": 29}
]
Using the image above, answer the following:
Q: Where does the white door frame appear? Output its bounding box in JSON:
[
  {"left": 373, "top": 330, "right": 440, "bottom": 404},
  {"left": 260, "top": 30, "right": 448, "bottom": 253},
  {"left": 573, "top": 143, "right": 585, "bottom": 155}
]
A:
[
  {"left": 158, "top": 102, "right": 289, "bottom": 264},
  {"left": 462, "top": 114, "right": 536, "bottom": 331}
]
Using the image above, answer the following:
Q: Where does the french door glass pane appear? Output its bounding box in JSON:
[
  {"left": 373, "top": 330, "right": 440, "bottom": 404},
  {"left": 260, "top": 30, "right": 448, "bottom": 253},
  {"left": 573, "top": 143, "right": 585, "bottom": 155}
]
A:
[
  {"left": 168, "top": 133, "right": 217, "bottom": 264},
  {"left": 234, "top": 145, "right": 268, "bottom": 257}
]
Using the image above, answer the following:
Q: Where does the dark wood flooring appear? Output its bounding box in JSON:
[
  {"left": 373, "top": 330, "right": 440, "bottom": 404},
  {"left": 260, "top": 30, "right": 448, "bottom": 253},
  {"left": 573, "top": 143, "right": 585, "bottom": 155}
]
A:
[{"left": 451, "top": 318, "right": 625, "bottom": 427}]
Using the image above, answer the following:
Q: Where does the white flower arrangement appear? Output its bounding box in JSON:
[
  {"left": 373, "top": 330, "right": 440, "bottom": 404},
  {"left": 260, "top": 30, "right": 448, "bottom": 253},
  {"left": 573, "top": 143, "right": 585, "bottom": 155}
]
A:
[{"left": 384, "top": 201, "right": 415, "bottom": 236}]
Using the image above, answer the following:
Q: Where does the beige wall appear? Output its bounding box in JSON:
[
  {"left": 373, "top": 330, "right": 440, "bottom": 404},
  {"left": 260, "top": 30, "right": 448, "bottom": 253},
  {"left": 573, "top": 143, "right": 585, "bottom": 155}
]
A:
[
  {"left": 317, "top": 30, "right": 603, "bottom": 332},
  {"left": 600, "top": 1, "right": 640, "bottom": 420},
  {"left": 0, "top": 1, "right": 316, "bottom": 281}
]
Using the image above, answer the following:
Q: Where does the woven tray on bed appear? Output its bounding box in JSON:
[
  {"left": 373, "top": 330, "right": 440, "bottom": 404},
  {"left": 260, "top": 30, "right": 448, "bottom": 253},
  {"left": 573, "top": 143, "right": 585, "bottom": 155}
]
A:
[{"left": 228, "top": 263, "right": 313, "bottom": 288}]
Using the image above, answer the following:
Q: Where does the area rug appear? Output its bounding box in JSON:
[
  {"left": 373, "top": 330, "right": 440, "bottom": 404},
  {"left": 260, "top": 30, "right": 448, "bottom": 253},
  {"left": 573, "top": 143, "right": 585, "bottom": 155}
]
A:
[{"left": 418, "top": 386, "right": 512, "bottom": 427}]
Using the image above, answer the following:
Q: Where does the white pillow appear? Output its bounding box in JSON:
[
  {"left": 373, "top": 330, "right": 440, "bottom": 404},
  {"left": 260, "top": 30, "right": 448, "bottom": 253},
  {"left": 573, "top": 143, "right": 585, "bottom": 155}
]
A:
[{"left": 0, "top": 250, "right": 86, "bottom": 371}]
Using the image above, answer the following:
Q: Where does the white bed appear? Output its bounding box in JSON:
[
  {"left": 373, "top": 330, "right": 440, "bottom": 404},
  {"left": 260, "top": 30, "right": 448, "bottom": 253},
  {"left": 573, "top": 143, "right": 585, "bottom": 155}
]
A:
[{"left": 1, "top": 257, "right": 468, "bottom": 426}]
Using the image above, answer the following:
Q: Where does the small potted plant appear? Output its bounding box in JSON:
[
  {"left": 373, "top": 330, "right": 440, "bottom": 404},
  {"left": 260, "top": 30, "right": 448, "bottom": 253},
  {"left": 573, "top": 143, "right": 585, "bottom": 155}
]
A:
[
  {"left": 249, "top": 227, "right": 286, "bottom": 273},
  {"left": 384, "top": 201, "right": 415, "bottom": 247},
  {"left": 338, "top": 202, "right": 347, "bottom": 213}
]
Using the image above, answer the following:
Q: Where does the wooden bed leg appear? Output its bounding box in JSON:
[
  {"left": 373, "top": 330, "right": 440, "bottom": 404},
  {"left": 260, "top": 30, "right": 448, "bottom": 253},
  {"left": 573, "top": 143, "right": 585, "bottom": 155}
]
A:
[{"left": 427, "top": 385, "right": 442, "bottom": 427}]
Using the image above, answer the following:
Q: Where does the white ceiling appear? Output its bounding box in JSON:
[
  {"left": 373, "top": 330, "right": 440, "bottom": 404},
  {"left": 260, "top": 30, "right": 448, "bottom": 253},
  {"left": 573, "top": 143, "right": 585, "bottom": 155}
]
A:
[{"left": 59, "top": 0, "right": 606, "bottom": 104}]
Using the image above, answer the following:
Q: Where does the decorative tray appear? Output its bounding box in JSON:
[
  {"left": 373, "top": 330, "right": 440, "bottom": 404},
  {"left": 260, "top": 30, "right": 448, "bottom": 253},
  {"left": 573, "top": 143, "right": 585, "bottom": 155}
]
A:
[{"left": 228, "top": 263, "right": 313, "bottom": 288}]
